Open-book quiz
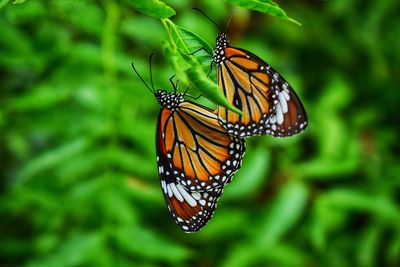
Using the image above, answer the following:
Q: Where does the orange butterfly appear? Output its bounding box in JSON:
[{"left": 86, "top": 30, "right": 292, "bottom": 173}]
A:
[{"left": 132, "top": 60, "right": 245, "bottom": 232}]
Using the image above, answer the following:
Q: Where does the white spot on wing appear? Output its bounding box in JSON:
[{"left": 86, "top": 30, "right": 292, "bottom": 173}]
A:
[
  {"left": 176, "top": 183, "right": 197, "bottom": 207},
  {"left": 167, "top": 184, "right": 172, "bottom": 198},
  {"left": 161, "top": 180, "right": 167, "bottom": 193},
  {"left": 191, "top": 191, "right": 201, "bottom": 200},
  {"left": 158, "top": 166, "right": 164, "bottom": 174},
  {"left": 282, "top": 89, "right": 290, "bottom": 101},
  {"left": 170, "top": 183, "right": 183, "bottom": 202},
  {"left": 276, "top": 104, "right": 284, "bottom": 124},
  {"left": 279, "top": 92, "right": 288, "bottom": 113}
]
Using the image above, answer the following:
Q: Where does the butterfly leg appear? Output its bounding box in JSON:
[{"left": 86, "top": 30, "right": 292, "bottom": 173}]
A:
[
  {"left": 187, "top": 47, "right": 212, "bottom": 56},
  {"left": 169, "top": 75, "right": 179, "bottom": 93}
]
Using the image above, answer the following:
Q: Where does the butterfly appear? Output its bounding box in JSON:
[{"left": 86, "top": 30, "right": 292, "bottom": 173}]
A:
[
  {"left": 212, "top": 33, "right": 308, "bottom": 138},
  {"left": 132, "top": 60, "right": 245, "bottom": 232}
]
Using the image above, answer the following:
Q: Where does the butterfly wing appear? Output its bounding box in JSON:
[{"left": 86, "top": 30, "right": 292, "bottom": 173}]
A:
[
  {"left": 156, "top": 108, "right": 228, "bottom": 232},
  {"left": 156, "top": 104, "right": 245, "bottom": 232},
  {"left": 216, "top": 46, "right": 307, "bottom": 137},
  {"left": 159, "top": 102, "right": 245, "bottom": 191},
  {"left": 265, "top": 79, "right": 308, "bottom": 137}
]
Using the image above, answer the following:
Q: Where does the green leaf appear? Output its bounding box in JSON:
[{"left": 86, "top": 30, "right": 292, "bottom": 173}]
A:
[
  {"left": 197, "top": 209, "right": 247, "bottom": 238},
  {"left": 221, "top": 182, "right": 308, "bottom": 267},
  {"left": 129, "top": 0, "right": 175, "bottom": 19},
  {"left": 0, "top": 0, "right": 11, "bottom": 10},
  {"left": 162, "top": 40, "right": 190, "bottom": 85},
  {"left": 357, "top": 226, "right": 381, "bottom": 267},
  {"left": 169, "top": 25, "right": 214, "bottom": 72},
  {"left": 322, "top": 189, "right": 400, "bottom": 222},
  {"left": 27, "top": 232, "right": 105, "bottom": 267},
  {"left": 168, "top": 24, "right": 213, "bottom": 54},
  {"left": 226, "top": 0, "right": 301, "bottom": 26},
  {"left": 224, "top": 147, "right": 271, "bottom": 200},
  {"left": 9, "top": 85, "right": 71, "bottom": 112},
  {"left": 114, "top": 226, "right": 191, "bottom": 262},
  {"left": 261, "top": 244, "right": 309, "bottom": 266},
  {"left": 162, "top": 19, "right": 242, "bottom": 115},
  {"left": 255, "top": 181, "right": 308, "bottom": 246},
  {"left": 16, "top": 137, "right": 93, "bottom": 183},
  {"left": 162, "top": 19, "right": 213, "bottom": 71}
]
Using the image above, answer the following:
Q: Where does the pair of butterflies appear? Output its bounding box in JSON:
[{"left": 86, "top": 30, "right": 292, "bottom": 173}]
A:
[{"left": 134, "top": 32, "right": 307, "bottom": 233}]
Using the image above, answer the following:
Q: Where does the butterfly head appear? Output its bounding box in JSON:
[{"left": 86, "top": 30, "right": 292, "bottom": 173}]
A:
[
  {"left": 213, "top": 33, "right": 229, "bottom": 65},
  {"left": 155, "top": 90, "right": 184, "bottom": 110}
]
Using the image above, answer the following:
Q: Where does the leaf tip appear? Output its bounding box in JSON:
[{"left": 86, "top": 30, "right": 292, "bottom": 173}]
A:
[
  {"left": 288, "top": 17, "right": 302, "bottom": 26},
  {"left": 228, "top": 106, "right": 243, "bottom": 116}
]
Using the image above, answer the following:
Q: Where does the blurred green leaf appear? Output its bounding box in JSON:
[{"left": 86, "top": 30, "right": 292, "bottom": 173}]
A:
[
  {"left": 224, "top": 147, "right": 271, "bottom": 200},
  {"left": 260, "top": 243, "right": 309, "bottom": 266},
  {"left": 357, "top": 226, "right": 381, "bottom": 267},
  {"left": 321, "top": 189, "right": 400, "bottom": 222},
  {"left": 256, "top": 181, "right": 308, "bottom": 246},
  {"left": 221, "top": 181, "right": 308, "bottom": 267},
  {"left": 0, "top": 0, "right": 10, "bottom": 9},
  {"left": 196, "top": 209, "right": 248, "bottom": 238},
  {"left": 226, "top": 0, "right": 301, "bottom": 25},
  {"left": 26, "top": 233, "right": 105, "bottom": 267},
  {"left": 102, "top": 200, "right": 138, "bottom": 226},
  {"left": 8, "top": 85, "right": 71, "bottom": 112},
  {"left": 387, "top": 232, "right": 400, "bottom": 265},
  {"left": 129, "top": 0, "right": 175, "bottom": 19},
  {"left": 114, "top": 226, "right": 191, "bottom": 262},
  {"left": 16, "top": 137, "right": 93, "bottom": 183}
]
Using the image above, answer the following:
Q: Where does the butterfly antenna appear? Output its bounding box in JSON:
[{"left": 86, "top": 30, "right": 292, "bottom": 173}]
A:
[
  {"left": 131, "top": 61, "right": 154, "bottom": 94},
  {"left": 192, "top": 8, "right": 223, "bottom": 33},
  {"left": 225, "top": 9, "right": 236, "bottom": 33},
  {"left": 148, "top": 53, "right": 156, "bottom": 92}
]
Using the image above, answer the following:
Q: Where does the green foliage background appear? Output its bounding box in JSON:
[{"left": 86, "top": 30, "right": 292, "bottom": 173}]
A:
[{"left": 1, "top": 0, "right": 399, "bottom": 266}]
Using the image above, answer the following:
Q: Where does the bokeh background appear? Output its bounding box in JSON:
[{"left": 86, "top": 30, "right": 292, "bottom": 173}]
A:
[{"left": 1, "top": 0, "right": 399, "bottom": 266}]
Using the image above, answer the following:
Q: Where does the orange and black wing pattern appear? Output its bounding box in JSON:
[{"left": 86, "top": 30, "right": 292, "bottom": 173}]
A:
[
  {"left": 213, "top": 34, "right": 307, "bottom": 138},
  {"left": 156, "top": 140, "right": 224, "bottom": 232},
  {"left": 157, "top": 101, "right": 245, "bottom": 191},
  {"left": 155, "top": 91, "right": 245, "bottom": 232}
]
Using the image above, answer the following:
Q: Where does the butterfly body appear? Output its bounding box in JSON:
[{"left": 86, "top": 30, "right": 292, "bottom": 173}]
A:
[{"left": 213, "top": 33, "right": 308, "bottom": 138}]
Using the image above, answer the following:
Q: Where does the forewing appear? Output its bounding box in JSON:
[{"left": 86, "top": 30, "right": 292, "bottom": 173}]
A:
[
  {"left": 161, "top": 101, "right": 245, "bottom": 191},
  {"left": 156, "top": 109, "right": 225, "bottom": 232},
  {"left": 216, "top": 46, "right": 307, "bottom": 137}
]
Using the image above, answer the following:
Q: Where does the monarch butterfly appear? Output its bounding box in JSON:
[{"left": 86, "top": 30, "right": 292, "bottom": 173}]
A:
[
  {"left": 213, "top": 33, "right": 308, "bottom": 138},
  {"left": 131, "top": 58, "right": 245, "bottom": 232},
  {"left": 194, "top": 9, "right": 307, "bottom": 138}
]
